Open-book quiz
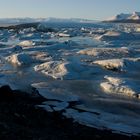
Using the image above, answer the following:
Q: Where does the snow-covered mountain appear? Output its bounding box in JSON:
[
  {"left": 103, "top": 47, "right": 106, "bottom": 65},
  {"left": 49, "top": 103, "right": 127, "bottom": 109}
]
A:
[
  {"left": 104, "top": 12, "right": 140, "bottom": 23},
  {"left": 0, "top": 18, "right": 45, "bottom": 25},
  {"left": 0, "top": 17, "right": 96, "bottom": 26},
  {"left": 43, "top": 17, "right": 96, "bottom": 23}
]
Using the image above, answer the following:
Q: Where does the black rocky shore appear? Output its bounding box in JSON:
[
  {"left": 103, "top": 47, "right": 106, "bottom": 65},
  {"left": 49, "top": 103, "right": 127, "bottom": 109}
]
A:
[{"left": 0, "top": 85, "right": 139, "bottom": 140}]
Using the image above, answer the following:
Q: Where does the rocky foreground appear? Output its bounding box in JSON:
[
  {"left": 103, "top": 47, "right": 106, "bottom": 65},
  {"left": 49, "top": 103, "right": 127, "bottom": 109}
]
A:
[{"left": 0, "top": 85, "right": 139, "bottom": 140}]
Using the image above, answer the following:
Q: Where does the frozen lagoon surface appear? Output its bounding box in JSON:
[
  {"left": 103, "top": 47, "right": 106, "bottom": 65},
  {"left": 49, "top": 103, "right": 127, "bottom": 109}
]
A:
[{"left": 0, "top": 22, "right": 140, "bottom": 135}]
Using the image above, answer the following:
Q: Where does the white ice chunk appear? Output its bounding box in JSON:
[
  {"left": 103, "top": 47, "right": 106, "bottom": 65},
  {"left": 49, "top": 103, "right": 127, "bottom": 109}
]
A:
[
  {"left": 100, "top": 76, "right": 140, "bottom": 98},
  {"left": 37, "top": 23, "right": 54, "bottom": 32},
  {"left": 18, "top": 40, "right": 34, "bottom": 47},
  {"left": 6, "top": 53, "right": 34, "bottom": 66},
  {"left": 63, "top": 109, "right": 102, "bottom": 128},
  {"left": 94, "top": 57, "right": 140, "bottom": 72},
  {"left": 94, "top": 59, "right": 125, "bottom": 71},
  {"left": 95, "top": 31, "right": 135, "bottom": 41},
  {"left": 34, "top": 60, "right": 89, "bottom": 80},
  {"left": 58, "top": 33, "right": 71, "bottom": 37},
  {"left": 77, "top": 47, "right": 130, "bottom": 58},
  {"left": 34, "top": 61, "right": 68, "bottom": 79},
  {"left": 29, "top": 52, "right": 52, "bottom": 62}
]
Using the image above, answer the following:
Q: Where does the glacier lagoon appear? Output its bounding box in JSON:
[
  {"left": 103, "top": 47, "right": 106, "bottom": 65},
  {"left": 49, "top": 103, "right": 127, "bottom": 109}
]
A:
[{"left": 0, "top": 21, "right": 140, "bottom": 135}]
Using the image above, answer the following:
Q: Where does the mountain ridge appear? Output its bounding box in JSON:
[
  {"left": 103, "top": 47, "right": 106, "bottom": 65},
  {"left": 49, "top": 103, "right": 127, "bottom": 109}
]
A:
[
  {"left": 104, "top": 12, "right": 140, "bottom": 23},
  {"left": 0, "top": 17, "right": 97, "bottom": 25}
]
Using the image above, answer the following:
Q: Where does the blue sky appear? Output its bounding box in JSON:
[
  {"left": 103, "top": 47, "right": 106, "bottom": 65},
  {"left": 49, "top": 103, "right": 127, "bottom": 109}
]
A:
[{"left": 0, "top": 0, "right": 140, "bottom": 20}]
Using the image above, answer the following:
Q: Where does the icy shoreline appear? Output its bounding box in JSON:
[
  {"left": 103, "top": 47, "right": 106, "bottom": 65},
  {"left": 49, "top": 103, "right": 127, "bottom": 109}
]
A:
[
  {"left": 0, "top": 85, "right": 140, "bottom": 139},
  {"left": 0, "top": 22, "right": 140, "bottom": 136}
]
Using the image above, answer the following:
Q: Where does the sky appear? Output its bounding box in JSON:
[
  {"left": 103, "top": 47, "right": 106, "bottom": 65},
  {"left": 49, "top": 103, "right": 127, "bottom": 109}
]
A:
[{"left": 0, "top": 0, "right": 140, "bottom": 20}]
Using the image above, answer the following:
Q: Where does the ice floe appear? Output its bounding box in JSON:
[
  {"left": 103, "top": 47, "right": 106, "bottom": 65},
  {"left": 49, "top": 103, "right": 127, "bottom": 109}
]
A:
[
  {"left": 94, "top": 59, "right": 125, "bottom": 71},
  {"left": 95, "top": 31, "right": 135, "bottom": 41},
  {"left": 18, "top": 40, "right": 34, "bottom": 47},
  {"left": 63, "top": 108, "right": 140, "bottom": 135},
  {"left": 100, "top": 76, "right": 140, "bottom": 98},
  {"left": 34, "top": 88, "right": 79, "bottom": 102},
  {"left": 34, "top": 60, "right": 92, "bottom": 79},
  {"left": 30, "top": 52, "right": 52, "bottom": 62},
  {"left": 20, "top": 33, "right": 42, "bottom": 40},
  {"left": 77, "top": 47, "right": 131, "bottom": 58},
  {"left": 93, "top": 58, "right": 140, "bottom": 72},
  {"left": 58, "top": 33, "right": 71, "bottom": 37},
  {"left": 41, "top": 101, "right": 69, "bottom": 111},
  {"left": 6, "top": 53, "right": 34, "bottom": 66},
  {"left": 32, "top": 82, "right": 79, "bottom": 102},
  {"left": 37, "top": 23, "right": 55, "bottom": 32},
  {"left": 58, "top": 29, "right": 78, "bottom": 37},
  {"left": 34, "top": 61, "right": 68, "bottom": 79}
]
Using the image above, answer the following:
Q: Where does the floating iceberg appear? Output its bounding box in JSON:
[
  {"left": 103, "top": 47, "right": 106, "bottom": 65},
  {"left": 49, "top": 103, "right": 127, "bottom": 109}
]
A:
[
  {"left": 100, "top": 76, "right": 140, "bottom": 98},
  {"left": 94, "top": 59, "right": 125, "bottom": 71},
  {"left": 58, "top": 33, "right": 71, "bottom": 37},
  {"left": 95, "top": 31, "right": 135, "bottom": 41},
  {"left": 34, "top": 61, "right": 68, "bottom": 79},
  {"left": 93, "top": 58, "right": 140, "bottom": 72},
  {"left": 34, "top": 60, "right": 91, "bottom": 79},
  {"left": 18, "top": 40, "right": 34, "bottom": 47},
  {"left": 6, "top": 53, "right": 34, "bottom": 66},
  {"left": 77, "top": 47, "right": 131, "bottom": 58}
]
